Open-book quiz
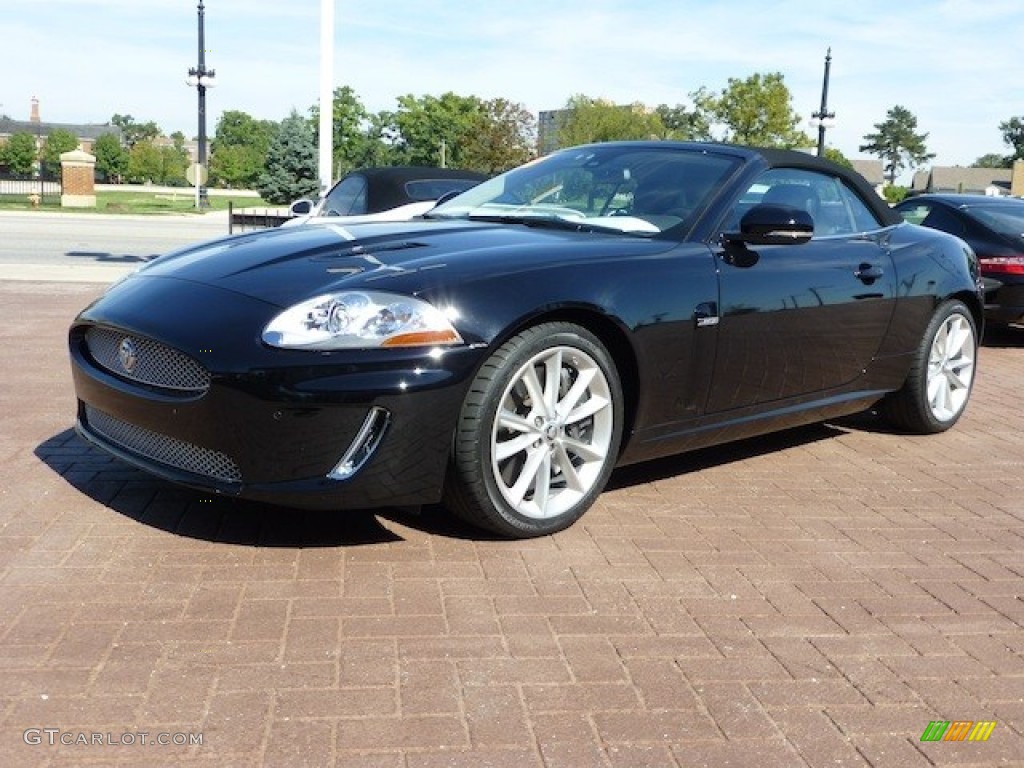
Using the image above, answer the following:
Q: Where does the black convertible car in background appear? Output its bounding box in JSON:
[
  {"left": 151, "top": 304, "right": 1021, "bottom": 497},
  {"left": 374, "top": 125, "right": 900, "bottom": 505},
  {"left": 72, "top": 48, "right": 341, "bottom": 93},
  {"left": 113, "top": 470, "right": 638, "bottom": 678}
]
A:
[
  {"left": 283, "top": 166, "right": 488, "bottom": 227},
  {"left": 69, "top": 142, "right": 983, "bottom": 538},
  {"left": 894, "top": 193, "right": 1024, "bottom": 327}
]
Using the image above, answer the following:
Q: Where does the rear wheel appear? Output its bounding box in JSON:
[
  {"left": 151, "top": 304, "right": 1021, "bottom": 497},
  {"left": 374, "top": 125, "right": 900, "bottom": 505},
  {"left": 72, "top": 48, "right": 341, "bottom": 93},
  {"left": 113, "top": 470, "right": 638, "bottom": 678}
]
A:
[
  {"left": 445, "top": 323, "right": 623, "bottom": 538},
  {"left": 882, "top": 299, "right": 977, "bottom": 433}
]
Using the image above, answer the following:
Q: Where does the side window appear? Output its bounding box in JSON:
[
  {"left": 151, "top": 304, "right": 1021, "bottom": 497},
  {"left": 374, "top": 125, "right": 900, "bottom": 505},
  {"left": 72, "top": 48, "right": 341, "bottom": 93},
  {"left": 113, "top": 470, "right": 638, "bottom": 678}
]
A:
[
  {"left": 897, "top": 203, "right": 933, "bottom": 226},
  {"left": 834, "top": 183, "right": 882, "bottom": 234},
  {"left": 322, "top": 175, "right": 368, "bottom": 216},
  {"left": 724, "top": 168, "right": 882, "bottom": 237},
  {"left": 920, "top": 206, "right": 966, "bottom": 237}
]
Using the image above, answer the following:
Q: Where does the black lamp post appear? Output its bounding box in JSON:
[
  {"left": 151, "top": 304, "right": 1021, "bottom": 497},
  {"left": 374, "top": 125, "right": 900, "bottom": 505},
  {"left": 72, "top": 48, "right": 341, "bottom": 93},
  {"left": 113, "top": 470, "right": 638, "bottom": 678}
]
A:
[
  {"left": 185, "top": 1, "right": 215, "bottom": 207},
  {"left": 811, "top": 48, "right": 835, "bottom": 157}
]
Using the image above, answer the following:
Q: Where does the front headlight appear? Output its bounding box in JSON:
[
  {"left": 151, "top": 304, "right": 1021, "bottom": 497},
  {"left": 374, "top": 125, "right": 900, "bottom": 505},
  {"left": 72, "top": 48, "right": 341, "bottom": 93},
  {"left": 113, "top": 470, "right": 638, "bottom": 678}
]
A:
[{"left": 262, "top": 290, "right": 463, "bottom": 350}]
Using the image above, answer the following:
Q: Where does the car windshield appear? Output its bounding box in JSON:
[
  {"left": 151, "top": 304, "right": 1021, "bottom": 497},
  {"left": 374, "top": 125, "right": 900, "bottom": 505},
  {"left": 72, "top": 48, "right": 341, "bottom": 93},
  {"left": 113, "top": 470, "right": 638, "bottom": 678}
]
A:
[
  {"left": 967, "top": 204, "right": 1024, "bottom": 242},
  {"left": 429, "top": 145, "right": 740, "bottom": 237}
]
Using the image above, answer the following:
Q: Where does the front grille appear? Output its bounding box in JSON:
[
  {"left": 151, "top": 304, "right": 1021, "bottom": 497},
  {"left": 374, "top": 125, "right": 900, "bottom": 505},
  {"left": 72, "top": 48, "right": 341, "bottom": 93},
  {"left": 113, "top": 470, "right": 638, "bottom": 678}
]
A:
[
  {"left": 85, "top": 405, "right": 242, "bottom": 484},
  {"left": 85, "top": 327, "right": 210, "bottom": 393}
]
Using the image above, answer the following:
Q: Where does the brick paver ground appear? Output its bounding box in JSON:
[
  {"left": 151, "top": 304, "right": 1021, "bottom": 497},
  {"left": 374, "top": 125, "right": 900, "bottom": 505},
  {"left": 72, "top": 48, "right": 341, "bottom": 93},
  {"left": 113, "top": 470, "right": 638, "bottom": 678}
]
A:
[{"left": 1, "top": 279, "right": 1022, "bottom": 767}]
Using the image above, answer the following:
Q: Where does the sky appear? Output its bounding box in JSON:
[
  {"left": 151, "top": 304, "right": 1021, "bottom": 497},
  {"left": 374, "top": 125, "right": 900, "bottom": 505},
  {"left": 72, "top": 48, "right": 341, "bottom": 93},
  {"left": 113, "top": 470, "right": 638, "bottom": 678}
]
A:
[{"left": 3, "top": 0, "right": 1023, "bottom": 177}]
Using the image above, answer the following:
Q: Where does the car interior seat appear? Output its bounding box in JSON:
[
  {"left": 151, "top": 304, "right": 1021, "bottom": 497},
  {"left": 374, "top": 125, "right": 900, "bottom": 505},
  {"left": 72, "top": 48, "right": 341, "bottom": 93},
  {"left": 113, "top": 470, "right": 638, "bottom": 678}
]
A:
[
  {"left": 631, "top": 168, "right": 692, "bottom": 220},
  {"left": 761, "top": 183, "right": 821, "bottom": 228}
]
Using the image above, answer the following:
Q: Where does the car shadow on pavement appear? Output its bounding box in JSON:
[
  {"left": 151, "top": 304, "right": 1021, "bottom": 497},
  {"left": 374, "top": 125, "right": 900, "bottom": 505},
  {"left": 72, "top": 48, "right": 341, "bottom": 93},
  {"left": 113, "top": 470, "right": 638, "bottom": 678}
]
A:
[
  {"left": 35, "top": 429, "right": 404, "bottom": 547},
  {"left": 66, "top": 250, "right": 156, "bottom": 264},
  {"left": 605, "top": 421, "right": 846, "bottom": 491},
  {"left": 31, "top": 411, "right": 919, "bottom": 545}
]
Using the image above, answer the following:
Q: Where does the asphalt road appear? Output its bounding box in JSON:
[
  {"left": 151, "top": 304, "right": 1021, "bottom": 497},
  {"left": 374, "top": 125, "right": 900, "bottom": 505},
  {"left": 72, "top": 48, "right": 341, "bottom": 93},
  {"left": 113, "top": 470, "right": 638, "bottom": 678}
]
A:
[{"left": 0, "top": 210, "right": 232, "bottom": 282}]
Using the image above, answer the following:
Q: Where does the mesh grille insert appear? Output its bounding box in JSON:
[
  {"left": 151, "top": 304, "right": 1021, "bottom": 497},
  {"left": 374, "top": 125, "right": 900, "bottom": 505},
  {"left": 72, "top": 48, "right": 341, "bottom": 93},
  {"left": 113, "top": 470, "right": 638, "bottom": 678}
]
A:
[
  {"left": 85, "top": 405, "right": 242, "bottom": 484},
  {"left": 85, "top": 327, "right": 210, "bottom": 393}
]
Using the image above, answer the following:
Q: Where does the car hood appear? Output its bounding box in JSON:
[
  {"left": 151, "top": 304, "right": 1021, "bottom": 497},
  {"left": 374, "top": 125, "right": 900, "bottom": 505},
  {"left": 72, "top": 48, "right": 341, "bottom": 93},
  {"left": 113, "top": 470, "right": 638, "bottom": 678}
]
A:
[
  {"left": 130, "top": 219, "right": 676, "bottom": 306},
  {"left": 279, "top": 200, "right": 437, "bottom": 228}
]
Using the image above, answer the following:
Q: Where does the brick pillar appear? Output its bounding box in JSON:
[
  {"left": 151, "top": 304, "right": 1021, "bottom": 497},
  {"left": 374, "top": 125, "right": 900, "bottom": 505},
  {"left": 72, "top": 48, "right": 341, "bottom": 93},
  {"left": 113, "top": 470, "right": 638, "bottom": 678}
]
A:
[{"left": 60, "top": 149, "right": 97, "bottom": 208}]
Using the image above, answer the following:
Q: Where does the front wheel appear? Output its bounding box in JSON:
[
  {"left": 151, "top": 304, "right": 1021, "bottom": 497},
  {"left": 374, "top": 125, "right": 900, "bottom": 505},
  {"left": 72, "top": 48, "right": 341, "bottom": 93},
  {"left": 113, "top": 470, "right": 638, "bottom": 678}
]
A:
[
  {"left": 445, "top": 323, "right": 623, "bottom": 538},
  {"left": 882, "top": 299, "right": 978, "bottom": 433}
]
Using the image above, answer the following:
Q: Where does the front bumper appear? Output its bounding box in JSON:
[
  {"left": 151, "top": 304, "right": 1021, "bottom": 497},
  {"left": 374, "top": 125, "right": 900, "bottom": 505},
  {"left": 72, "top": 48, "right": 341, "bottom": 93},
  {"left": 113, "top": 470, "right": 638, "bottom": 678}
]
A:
[{"left": 69, "top": 278, "right": 482, "bottom": 510}]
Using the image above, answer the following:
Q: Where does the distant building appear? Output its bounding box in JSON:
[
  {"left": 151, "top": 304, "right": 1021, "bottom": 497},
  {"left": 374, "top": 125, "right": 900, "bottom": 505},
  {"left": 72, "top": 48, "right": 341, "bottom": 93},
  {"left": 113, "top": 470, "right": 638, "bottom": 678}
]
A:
[
  {"left": 849, "top": 159, "right": 884, "bottom": 196},
  {"left": 537, "top": 109, "right": 570, "bottom": 156},
  {"left": 0, "top": 97, "right": 121, "bottom": 155},
  {"left": 911, "top": 166, "right": 1013, "bottom": 196}
]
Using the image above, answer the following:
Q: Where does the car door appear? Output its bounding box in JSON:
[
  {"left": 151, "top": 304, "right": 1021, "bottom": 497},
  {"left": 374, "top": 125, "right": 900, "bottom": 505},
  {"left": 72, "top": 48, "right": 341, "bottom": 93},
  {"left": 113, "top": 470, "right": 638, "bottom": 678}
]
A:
[{"left": 705, "top": 168, "right": 897, "bottom": 413}]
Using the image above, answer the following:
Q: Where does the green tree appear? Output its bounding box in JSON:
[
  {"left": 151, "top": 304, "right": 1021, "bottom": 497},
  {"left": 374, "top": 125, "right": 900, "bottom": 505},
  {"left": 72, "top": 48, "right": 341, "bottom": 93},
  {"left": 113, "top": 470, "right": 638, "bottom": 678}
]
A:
[
  {"left": 998, "top": 116, "right": 1024, "bottom": 163},
  {"left": 859, "top": 105, "right": 935, "bottom": 185},
  {"left": 159, "top": 133, "right": 189, "bottom": 185},
  {"left": 459, "top": 98, "right": 536, "bottom": 174},
  {"left": 210, "top": 144, "right": 262, "bottom": 188},
  {"left": 882, "top": 185, "right": 909, "bottom": 203},
  {"left": 308, "top": 86, "right": 374, "bottom": 178},
  {"left": 258, "top": 110, "right": 319, "bottom": 204},
  {"left": 40, "top": 128, "right": 79, "bottom": 175},
  {"left": 823, "top": 147, "right": 854, "bottom": 169},
  {"left": 93, "top": 133, "right": 128, "bottom": 182},
  {"left": 111, "top": 114, "right": 160, "bottom": 148},
  {"left": 389, "top": 92, "right": 484, "bottom": 167},
  {"left": 654, "top": 103, "right": 711, "bottom": 141},
  {"left": 0, "top": 132, "right": 38, "bottom": 175},
  {"left": 972, "top": 152, "right": 1011, "bottom": 169},
  {"left": 692, "top": 72, "right": 810, "bottom": 148},
  {"left": 351, "top": 111, "right": 403, "bottom": 168},
  {"left": 210, "top": 110, "right": 277, "bottom": 188},
  {"left": 126, "top": 140, "right": 163, "bottom": 183},
  {"left": 556, "top": 95, "right": 664, "bottom": 147}
]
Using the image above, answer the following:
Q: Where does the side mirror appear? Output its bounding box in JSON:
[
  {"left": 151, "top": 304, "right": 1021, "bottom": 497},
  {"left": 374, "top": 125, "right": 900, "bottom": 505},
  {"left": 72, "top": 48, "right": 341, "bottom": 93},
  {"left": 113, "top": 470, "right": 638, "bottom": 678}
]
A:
[
  {"left": 289, "top": 198, "right": 314, "bottom": 216},
  {"left": 726, "top": 204, "right": 813, "bottom": 246}
]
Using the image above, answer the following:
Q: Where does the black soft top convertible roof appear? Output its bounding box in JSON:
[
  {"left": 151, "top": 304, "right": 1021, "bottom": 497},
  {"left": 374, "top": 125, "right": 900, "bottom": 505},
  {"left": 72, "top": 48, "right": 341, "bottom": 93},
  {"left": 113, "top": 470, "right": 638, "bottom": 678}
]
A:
[
  {"left": 353, "top": 166, "right": 489, "bottom": 213},
  {"left": 753, "top": 147, "right": 900, "bottom": 227},
  {"left": 567, "top": 141, "right": 901, "bottom": 228}
]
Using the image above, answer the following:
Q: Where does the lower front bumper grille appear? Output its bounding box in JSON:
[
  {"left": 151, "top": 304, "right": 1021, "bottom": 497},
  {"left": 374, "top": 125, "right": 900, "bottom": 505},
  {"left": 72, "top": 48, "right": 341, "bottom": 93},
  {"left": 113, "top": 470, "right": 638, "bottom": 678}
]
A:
[{"left": 84, "top": 404, "right": 243, "bottom": 484}]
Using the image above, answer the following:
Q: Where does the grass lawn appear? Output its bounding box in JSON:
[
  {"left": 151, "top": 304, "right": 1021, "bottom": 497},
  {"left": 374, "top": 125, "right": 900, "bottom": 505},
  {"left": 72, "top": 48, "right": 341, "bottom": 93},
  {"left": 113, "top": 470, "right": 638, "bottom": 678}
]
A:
[{"left": 0, "top": 189, "right": 269, "bottom": 215}]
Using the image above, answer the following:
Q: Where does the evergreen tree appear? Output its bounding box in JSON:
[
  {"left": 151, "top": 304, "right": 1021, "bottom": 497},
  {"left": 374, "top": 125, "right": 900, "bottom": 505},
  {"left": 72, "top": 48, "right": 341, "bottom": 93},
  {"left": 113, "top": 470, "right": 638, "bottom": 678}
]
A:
[
  {"left": 258, "top": 111, "right": 319, "bottom": 205},
  {"left": 859, "top": 106, "right": 934, "bottom": 185}
]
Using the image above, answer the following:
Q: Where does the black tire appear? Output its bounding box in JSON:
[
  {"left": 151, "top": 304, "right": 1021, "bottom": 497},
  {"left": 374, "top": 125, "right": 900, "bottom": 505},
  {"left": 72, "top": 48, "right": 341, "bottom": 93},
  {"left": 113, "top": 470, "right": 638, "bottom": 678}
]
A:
[
  {"left": 444, "top": 323, "right": 623, "bottom": 538},
  {"left": 881, "top": 299, "right": 977, "bottom": 434}
]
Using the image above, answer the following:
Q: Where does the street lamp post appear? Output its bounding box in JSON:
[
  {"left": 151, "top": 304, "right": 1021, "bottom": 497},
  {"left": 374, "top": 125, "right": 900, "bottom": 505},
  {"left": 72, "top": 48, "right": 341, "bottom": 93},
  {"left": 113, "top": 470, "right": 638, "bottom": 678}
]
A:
[
  {"left": 185, "top": 0, "right": 215, "bottom": 208},
  {"left": 811, "top": 48, "right": 835, "bottom": 157}
]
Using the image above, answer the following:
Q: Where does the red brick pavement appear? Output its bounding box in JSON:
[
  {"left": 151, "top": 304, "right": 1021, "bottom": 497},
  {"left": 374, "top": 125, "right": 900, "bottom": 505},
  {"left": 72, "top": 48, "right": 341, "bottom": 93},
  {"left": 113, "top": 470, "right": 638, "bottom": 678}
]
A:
[{"left": 1, "top": 279, "right": 1022, "bottom": 767}]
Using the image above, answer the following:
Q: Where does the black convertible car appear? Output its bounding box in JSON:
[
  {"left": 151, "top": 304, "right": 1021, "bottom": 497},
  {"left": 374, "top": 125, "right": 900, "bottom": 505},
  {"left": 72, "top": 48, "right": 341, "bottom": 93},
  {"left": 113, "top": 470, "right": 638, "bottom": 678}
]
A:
[
  {"left": 894, "top": 193, "right": 1024, "bottom": 326},
  {"left": 69, "top": 142, "right": 983, "bottom": 538},
  {"left": 283, "top": 166, "right": 488, "bottom": 226}
]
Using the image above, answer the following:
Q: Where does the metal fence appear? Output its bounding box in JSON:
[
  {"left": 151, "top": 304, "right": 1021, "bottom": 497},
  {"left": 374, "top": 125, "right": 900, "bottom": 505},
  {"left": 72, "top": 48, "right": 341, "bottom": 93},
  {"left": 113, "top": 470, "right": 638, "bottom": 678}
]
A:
[
  {"left": 0, "top": 174, "right": 62, "bottom": 206},
  {"left": 227, "top": 201, "right": 291, "bottom": 234}
]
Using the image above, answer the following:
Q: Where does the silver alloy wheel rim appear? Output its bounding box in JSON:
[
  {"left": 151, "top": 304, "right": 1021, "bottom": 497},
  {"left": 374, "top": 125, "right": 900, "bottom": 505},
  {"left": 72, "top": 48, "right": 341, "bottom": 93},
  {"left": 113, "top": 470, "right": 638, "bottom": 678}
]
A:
[
  {"left": 926, "top": 312, "right": 975, "bottom": 422},
  {"left": 490, "top": 345, "right": 614, "bottom": 519}
]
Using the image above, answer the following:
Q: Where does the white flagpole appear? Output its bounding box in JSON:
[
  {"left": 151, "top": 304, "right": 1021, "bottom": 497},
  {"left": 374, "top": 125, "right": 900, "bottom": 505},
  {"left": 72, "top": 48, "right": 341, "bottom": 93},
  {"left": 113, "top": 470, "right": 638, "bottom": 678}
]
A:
[{"left": 319, "top": 0, "right": 335, "bottom": 197}]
